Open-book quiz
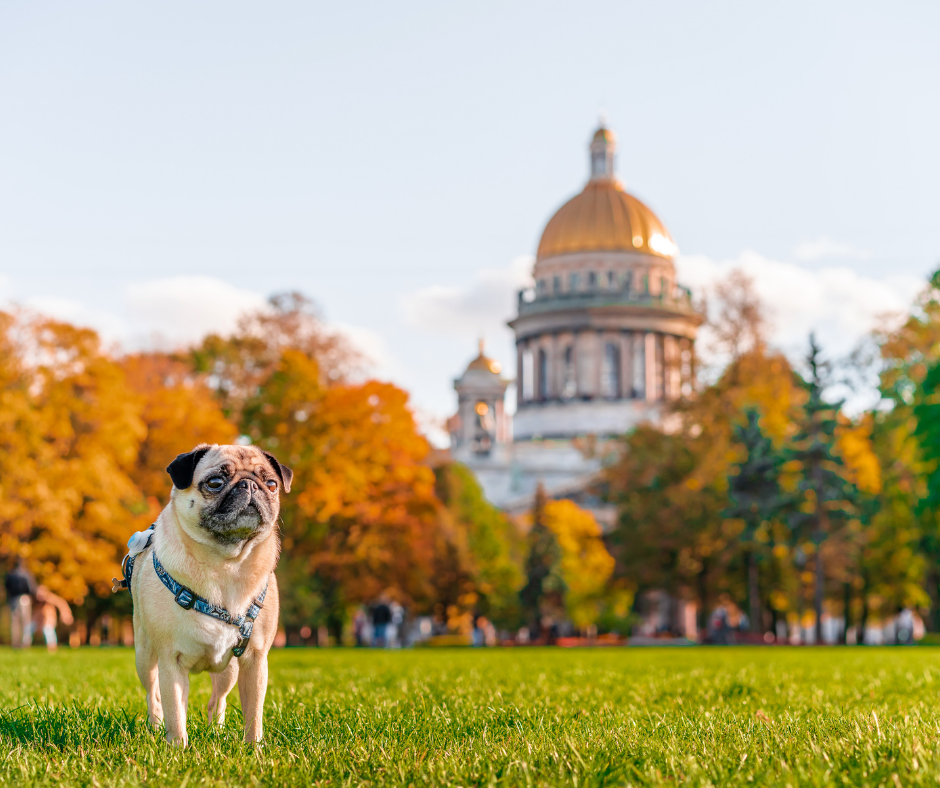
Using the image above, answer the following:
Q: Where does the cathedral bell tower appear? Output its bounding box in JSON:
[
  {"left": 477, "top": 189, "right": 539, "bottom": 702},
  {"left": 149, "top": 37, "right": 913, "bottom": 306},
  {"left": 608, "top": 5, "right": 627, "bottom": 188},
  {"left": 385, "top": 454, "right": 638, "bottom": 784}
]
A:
[{"left": 448, "top": 340, "right": 511, "bottom": 460}]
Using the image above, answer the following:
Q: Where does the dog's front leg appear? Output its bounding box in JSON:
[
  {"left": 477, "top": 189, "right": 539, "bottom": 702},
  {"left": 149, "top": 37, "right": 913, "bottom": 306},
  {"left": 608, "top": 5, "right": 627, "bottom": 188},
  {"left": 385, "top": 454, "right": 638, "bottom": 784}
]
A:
[
  {"left": 157, "top": 655, "right": 190, "bottom": 746},
  {"left": 134, "top": 633, "right": 162, "bottom": 728},
  {"left": 208, "top": 659, "right": 239, "bottom": 727},
  {"left": 237, "top": 650, "right": 268, "bottom": 743}
]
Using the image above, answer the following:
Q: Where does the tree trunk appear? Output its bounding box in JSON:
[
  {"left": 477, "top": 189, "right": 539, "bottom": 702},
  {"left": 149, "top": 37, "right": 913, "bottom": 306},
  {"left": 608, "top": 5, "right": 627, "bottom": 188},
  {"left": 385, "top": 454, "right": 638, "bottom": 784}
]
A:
[
  {"left": 841, "top": 580, "right": 851, "bottom": 645},
  {"left": 748, "top": 550, "right": 760, "bottom": 634},
  {"left": 697, "top": 556, "right": 710, "bottom": 635},
  {"left": 931, "top": 567, "right": 940, "bottom": 633},
  {"left": 858, "top": 571, "right": 869, "bottom": 646},
  {"left": 814, "top": 546, "right": 824, "bottom": 644}
]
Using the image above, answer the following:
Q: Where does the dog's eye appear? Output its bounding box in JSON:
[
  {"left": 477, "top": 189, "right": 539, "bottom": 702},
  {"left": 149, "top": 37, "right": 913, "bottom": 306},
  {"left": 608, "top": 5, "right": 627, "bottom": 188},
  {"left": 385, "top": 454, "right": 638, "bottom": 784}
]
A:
[
  {"left": 205, "top": 477, "right": 225, "bottom": 491},
  {"left": 265, "top": 480, "right": 278, "bottom": 493}
]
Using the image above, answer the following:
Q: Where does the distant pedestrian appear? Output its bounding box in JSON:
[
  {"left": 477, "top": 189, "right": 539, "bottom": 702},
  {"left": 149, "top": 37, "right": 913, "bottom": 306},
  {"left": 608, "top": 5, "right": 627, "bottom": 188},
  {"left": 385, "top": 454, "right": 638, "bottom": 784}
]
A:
[
  {"left": 389, "top": 601, "right": 404, "bottom": 647},
  {"left": 353, "top": 608, "right": 367, "bottom": 647},
  {"left": 31, "top": 586, "right": 73, "bottom": 652},
  {"left": 372, "top": 597, "right": 392, "bottom": 648},
  {"left": 5, "top": 558, "right": 37, "bottom": 648},
  {"left": 897, "top": 608, "right": 915, "bottom": 645}
]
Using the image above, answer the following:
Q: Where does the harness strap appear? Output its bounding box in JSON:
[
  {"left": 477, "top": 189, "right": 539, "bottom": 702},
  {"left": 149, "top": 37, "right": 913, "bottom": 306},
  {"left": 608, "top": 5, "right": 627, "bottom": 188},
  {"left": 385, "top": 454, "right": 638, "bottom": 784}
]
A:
[
  {"left": 112, "top": 524, "right": 155, "bottom": 596},
  {"left": 152, "top": 551, "right": 268, "bottom": 658}
]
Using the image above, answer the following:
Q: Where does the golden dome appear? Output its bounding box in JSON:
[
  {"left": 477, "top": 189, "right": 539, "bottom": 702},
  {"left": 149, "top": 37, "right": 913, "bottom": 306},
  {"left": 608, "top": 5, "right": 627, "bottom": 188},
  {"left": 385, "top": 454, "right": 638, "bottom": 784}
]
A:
[
  {"left": 466, "top": 339, "right": 502, "bottom": 374},
  {"left": 537, "top": 178, "right": 677, "bottom": 260},
  {"left": 592, "top": 126, "right": 616, "bottom": 144}
]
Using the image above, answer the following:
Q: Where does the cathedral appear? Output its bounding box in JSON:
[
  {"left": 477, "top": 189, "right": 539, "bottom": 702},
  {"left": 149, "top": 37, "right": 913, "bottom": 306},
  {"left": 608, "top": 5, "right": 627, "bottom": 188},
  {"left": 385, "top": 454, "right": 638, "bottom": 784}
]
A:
[{"left": 449, "top": 123, "right": 703, "bottom": 520}]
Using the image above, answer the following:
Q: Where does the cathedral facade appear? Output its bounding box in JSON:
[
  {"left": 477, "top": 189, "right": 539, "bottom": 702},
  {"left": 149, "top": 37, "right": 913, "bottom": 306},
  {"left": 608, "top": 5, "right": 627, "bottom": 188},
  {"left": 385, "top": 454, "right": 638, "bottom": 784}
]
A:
[{"left": 449, "top": 123, "right": 703, "bottom": 516}]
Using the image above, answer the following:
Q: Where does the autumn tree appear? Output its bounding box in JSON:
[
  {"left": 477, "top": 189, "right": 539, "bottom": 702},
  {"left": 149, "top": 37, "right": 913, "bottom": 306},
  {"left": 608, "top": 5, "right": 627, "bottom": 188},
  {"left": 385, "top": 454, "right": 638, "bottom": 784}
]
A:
[
  {"left": 0, "top": 312, "right": 145, "bottom": 605},
  {"left": 122, "top": 352, "right": 238, "bottom": 507},
  {"left": 234, "top": 346, "right": 442, "bottom": 637},
  {"left": 875, "top": 266, "right": 940, "bottom": 626},
  {"left": 542, "top": 499, "right": 615, "bottom": 630},
  {"left": 433, "top": 462, "right": 524, "bottom": 628},
  {"left": 191, "top": 292, "right": 358, "bottom": 423}
]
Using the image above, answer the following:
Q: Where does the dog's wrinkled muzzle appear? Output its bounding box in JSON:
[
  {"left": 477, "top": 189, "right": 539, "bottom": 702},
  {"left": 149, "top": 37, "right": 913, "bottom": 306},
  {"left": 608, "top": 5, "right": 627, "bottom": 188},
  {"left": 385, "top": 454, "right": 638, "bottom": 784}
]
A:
[{"left": 227, "top": 479, "right": 260, "bottom": 516}]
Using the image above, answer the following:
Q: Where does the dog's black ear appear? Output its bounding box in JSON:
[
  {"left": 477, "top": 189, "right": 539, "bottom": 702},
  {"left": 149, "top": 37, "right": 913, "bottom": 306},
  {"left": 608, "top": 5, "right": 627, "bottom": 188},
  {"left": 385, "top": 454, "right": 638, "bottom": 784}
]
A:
[
  {"left": 166, "top": 446, "right": 211, "bottom": 490},
  {"left": 263, "top": 451, "right": 293, "bottom": 494}
]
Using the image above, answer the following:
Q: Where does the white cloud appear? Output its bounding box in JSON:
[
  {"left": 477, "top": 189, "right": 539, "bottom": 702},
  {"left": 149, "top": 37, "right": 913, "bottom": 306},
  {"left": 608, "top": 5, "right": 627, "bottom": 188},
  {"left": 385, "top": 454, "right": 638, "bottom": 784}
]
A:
[
  {"left": 123, "top": 276, "right": 267, "bottom": 347},
  {"left": 793, "top": 236, "right": 873, "bottom": 263},
  {"left": 401, "top": 255, "right": 533, "bottom": 336},
  {"left": 332, "top": 321, "right": 402, "bottom": 381},
  {"left": 25, "top": 296, "right": 127, "bottom": 344},
  {"left": 676, "top": 250, "right": 922, "bottom": 359}
]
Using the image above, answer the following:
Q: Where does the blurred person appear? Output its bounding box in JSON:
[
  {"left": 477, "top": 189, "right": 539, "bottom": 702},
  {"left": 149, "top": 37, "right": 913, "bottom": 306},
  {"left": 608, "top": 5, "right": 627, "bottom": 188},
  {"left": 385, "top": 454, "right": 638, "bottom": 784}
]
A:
[
  {"left": 31, "top": 585, "right": 73, "bottom": 652},
  {"left": 897, "top": 608, "right": 915, "bottom": 645},
  {"left": 353, "top": 608, "right": 368, "bottom": 647},
  {"left": 5, "top": 558, "right": 37, "bottom": 648},
  {"left": 372, "top": 596, "right": 392, "bottom": 648},
  {"left": 472, "top": 614, "right": 485, "bottom": 647},
  {"left": 708, "top": 604, "right": 733, "bottom": 645},
  {"left": 389, "top": 600, "right": 404, "bottom": 647}
]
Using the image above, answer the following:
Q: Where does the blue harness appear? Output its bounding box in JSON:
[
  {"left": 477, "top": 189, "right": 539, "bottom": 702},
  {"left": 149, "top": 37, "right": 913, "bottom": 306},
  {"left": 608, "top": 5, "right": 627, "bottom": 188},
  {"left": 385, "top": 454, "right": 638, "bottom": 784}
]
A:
[{"left": 114, "top": 525, "right": 268, "bottom": 658}]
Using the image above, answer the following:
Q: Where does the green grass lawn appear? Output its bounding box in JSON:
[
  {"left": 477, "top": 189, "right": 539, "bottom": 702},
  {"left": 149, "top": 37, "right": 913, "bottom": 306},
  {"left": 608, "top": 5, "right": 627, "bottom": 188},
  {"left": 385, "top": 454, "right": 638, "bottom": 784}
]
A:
[{"left": 2, "top": 646, "right": 940, "bottom": 787}]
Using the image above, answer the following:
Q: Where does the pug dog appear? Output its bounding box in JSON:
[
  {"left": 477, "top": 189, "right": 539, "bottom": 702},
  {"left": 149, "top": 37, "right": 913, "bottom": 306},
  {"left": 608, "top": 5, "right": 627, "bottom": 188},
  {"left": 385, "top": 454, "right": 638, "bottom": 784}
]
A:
[{"left": 130, "top": 443, "right": 292, "bottom": 746}]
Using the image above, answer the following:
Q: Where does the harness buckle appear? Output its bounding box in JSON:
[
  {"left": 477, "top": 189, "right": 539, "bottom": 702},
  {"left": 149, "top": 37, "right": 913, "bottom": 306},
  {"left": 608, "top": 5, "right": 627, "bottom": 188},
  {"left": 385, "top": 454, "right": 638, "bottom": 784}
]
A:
[
  {"left": 239, "top": 620, "right": 254, "bottom": 641},
  {"left": 175, "top": 586, "right": 196, "bottom": 610}
]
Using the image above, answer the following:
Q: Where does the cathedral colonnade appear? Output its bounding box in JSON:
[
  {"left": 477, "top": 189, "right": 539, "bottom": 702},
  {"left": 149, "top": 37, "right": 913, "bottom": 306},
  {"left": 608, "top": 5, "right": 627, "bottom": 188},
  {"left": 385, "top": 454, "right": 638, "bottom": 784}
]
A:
[{"left": 515, "top": 328, "right": 692, "bottom": 405}]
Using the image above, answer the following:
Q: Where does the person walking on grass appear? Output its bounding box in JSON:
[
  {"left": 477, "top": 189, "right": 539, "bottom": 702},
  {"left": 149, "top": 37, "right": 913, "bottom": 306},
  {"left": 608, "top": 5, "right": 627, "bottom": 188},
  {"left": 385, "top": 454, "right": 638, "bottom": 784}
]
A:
[
  {"left": 372, "top": 596, "right": 392, "bottom": 648},
  {"left": 5, "top": 558, "right": 37, "bottom": 648},
  {"left": 31, "top": 586, "right": 73, "bottom": 652}
]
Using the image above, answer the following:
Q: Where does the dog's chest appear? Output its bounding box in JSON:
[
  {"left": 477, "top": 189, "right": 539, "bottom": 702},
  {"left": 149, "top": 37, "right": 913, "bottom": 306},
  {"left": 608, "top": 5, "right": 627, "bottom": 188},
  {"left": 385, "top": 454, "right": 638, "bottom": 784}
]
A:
[{"left": 179, "top": 616, "right": 242, "bottom": 673}]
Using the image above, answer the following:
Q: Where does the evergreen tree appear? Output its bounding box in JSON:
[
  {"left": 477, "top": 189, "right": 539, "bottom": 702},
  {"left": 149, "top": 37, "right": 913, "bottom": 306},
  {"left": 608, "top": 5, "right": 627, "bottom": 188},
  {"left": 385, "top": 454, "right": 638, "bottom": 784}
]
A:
[
  {"left": 724, "top": 409, "right": 787, "bottom": 634},
  {"left": 788, "top": 334, "right": 859, "bottom": 644},
  {"left": 519, "top": 484, "right": 565, "bottom": 637}
]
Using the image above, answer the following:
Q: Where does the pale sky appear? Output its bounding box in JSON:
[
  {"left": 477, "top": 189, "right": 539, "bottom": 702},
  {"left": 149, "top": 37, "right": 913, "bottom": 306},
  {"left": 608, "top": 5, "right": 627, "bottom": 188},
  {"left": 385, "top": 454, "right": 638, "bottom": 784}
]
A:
[{"left": 2, "top": 2, "right": 938, "bottom": 440}]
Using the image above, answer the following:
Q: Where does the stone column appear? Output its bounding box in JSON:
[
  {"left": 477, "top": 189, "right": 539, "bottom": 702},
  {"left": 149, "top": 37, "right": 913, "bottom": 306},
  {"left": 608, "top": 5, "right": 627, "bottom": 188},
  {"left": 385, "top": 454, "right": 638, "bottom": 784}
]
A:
[
  {"left": 645, "top": 332, "right": 656, "bottom": 402},
  {"left": 664, "top": 335, "right": 679, "bottom": 399},
  {"left": 548, "top": 331, "right": 563, "bottom": 399},
  {"left": 593, "top": 330, "right": 603, "bottom": 397},
  {"left": 620, "top": 330, "right": 632, "bottom": 400}
]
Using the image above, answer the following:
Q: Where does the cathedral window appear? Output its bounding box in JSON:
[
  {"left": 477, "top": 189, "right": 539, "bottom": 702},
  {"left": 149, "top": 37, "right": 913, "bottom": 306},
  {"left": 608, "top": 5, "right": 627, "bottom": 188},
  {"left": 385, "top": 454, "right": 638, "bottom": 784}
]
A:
[
  {"left": 562, "top": 346, "right": 577, "bottom": 398},
  {"left": 521, "top": 350, "right": 534, "bottom": 401},
  {"left": 607, "top": 271, "right": 615, "bottom": 289},
  {"left": 553, "top": 275, "right": 561, "bottom": 293},
  {"left": 624, "top": 271, "right": 633, "bottom": 294},
  {"left": 568, "top": 272, "right": 580, "bottom": 292},
  {"left": 537, "top": 278, "right": 547, "bottom": 295},
  {"left": 588, "top": 271, "right": 597, "bottom": 289},
  {"left": 600, "top": 343, "right": 620, "bottom": 398}
]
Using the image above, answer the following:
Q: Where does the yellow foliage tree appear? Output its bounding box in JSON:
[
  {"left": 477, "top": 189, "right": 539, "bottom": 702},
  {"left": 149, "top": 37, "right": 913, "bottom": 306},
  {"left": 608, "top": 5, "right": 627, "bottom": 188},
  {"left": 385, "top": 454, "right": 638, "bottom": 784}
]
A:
[
  {"left": 542, "top": 500, "right": 614, "bottom": 629},
  {"left": 0, "top": 312, "right": 145, "bottom": 602}
]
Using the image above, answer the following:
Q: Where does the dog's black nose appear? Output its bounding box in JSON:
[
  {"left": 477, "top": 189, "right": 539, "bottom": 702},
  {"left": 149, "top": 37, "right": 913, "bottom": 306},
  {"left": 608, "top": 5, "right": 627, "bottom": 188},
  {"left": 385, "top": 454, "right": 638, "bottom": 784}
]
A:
[{"left": 236, "top": 478, "right": 259, "bottom": 494}]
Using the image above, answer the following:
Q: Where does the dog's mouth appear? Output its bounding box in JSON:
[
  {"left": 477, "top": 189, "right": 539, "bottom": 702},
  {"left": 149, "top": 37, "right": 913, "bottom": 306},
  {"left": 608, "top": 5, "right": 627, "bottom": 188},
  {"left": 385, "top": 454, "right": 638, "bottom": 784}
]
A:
[{"left": 201, "top": 492, "right": 271, "bottom": 544}]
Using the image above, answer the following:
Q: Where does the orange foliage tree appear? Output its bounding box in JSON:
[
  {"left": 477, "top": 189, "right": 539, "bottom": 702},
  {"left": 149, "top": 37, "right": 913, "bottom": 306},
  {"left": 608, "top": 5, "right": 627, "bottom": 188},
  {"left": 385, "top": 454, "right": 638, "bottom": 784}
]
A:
[{"left": 0, "top": 312, "right": 145, "bottom": 603}]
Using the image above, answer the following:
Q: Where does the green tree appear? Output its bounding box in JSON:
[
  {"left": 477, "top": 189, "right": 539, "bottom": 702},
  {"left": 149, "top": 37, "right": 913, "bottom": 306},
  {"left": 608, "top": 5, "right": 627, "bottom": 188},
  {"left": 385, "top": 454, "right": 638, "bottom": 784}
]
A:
[
  {"left": 787, "top": 335, "right": 859, "bottom": 644},
  {"left": 519, "top": 484, "right": 564, "bottom": 637},
  {"left": 724, "top": 409, "right": 787, "bottom": 634},
  {"left": 433, "top": 463, "right": 523, "bottom": 629}
]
